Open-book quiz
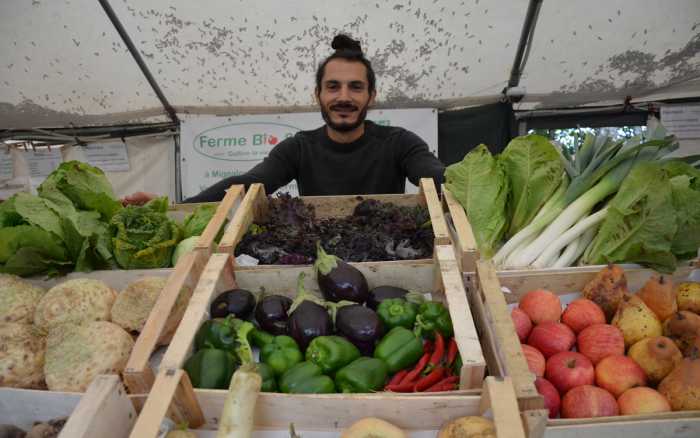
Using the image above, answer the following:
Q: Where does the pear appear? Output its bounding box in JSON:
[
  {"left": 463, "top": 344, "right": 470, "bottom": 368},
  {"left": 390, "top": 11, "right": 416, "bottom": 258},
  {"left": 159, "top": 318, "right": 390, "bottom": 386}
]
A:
[
  {"left": 676, "top": 282, "right": 700, "bottom": 314},
  {"left": 637, "top": 275, "right": 677, "bottom": 321},
  {"left": 611, "top": 293, "right": 662, "bottom": 348},
  {"left": 663, "top": 311, "right": 700, "bottom": 356},
  {"left": 582, "top": 264, "right": 628, "bottom": 321},
  {"left": 627, "top": 336, "right": 683, "bottom": 385},
  {"left": 658, "top": 343, "right": 700, "bottom": 411}
]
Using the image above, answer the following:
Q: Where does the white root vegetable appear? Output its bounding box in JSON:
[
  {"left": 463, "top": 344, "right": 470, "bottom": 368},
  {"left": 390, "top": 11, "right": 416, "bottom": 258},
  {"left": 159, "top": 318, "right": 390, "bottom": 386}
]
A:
[{"left": 216, "top": 364, "right": 262, "bottom": 438}]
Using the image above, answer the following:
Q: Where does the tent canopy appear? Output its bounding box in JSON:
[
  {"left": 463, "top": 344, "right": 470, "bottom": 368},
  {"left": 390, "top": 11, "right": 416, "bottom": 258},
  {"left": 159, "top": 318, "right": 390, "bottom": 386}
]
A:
[{"left": 2, "top": 0, "right": 699, "bottom": 129}]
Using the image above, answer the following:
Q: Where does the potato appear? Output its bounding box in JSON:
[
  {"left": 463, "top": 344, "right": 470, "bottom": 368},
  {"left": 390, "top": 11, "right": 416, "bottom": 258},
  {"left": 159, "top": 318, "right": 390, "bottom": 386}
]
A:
[
  {"left": 0, "top": 274, "right": 46, "bottom": 324},
  {"left": 341, "top": 418, "right": 406, "bottom": 438},
  {"left": 0, "top": 323, "right": 45, "bottom": 389},
  {"left": 438, "top": 416, "right": 496, "bottom": 438},
  {"left": 34, "top": 279, "right": 116, "bottom": 331}
]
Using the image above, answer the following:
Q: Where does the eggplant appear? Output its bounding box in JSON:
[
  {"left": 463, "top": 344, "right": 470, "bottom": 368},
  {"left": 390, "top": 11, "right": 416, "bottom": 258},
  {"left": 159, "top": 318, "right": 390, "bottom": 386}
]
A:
[
  {"left": 254, "top": 295, "right": 293, "bottom": 335},
  {"left": 335, "top": 304, "right": 384, "bottom": 355},
  {"left": 210, "top": 289, "right": 256, "bottom": 319},
  {"left": 366, "top": 286, "right": 409, "bottom": 310},
  {"left": 314, "top": 242, "right": 369, "bottom": 303},
  {"left": 286, "top": 272, "right": 332, "bottom": 350}
]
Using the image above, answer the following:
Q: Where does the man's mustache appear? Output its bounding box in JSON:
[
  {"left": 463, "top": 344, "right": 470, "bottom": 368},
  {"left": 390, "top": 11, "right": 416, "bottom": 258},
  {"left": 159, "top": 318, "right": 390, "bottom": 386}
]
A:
[{"left": 330, "top": 103, "right": 358, "bottom": 111}]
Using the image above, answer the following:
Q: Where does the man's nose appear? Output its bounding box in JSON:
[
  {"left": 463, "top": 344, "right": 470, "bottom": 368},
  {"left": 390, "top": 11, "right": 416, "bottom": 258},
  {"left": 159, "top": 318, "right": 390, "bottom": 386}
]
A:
[{"left": 338, "top": 85, "right": 351, "bottom": 100}]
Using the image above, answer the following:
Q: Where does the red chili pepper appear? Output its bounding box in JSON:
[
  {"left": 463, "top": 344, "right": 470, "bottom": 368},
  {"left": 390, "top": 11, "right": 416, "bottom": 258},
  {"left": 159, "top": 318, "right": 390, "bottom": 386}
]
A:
[
  {"left": 446, "top": 337, "right": 458, "bottom": 367},
  {"left": 426, "top": 382, "right": 457, "bottom": 392},
  {"left": 386, "top": 370, "right": 408, "bottom": 388},
  {"left": 423, "top": 340, "right": 434, "bottom": 354},
  {"left": 429, "top": 331, "right": 445, "bottom": 366},
  {"left": 400, "top": 352, "right": 430, "bottom": 385},
  {"left": 425, "top": 375, "right": 459, "bottom": 392},
  {"left": 385, "top": 381, "right": 416, "bottom": 392},
  {"left": 414, "top": 366, "right": 446, "bottom": 392}
]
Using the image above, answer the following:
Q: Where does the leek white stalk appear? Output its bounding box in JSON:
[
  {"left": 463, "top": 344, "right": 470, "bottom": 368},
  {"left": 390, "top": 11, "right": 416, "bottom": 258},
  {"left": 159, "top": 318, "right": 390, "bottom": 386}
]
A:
[
  {"left": 552, "top": 226, "right": 598, "bottom": 268},
  {"left": 217, "top": 364, "right": 261, "bottom": 438},
  {"left": 503, "top": 232, "right": 539, "bottom": 268}
]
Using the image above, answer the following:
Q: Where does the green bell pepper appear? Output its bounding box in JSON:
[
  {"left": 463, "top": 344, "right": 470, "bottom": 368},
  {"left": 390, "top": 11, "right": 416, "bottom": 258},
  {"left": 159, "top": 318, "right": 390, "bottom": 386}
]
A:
[
  {"left": 374, "top": 326, "right": 424, "bottom": 373},
  {"left": 256, "top": 363, "right": 278, "bottom": 392},
  {"left": 261, "top": 335, "right": 303, "bottom": 376},
  {"left": 194, "top": 316, "right": 255, "bottom": 364},
  {"left": 414, "top": 301, "right": 453, "bottom": 339},
  {"left": 249, "top": 328, "right": 275, "bottom": 348},
  {"left": 377, "top": 298, "right": 418, "bottom": 330},
  {"left": 305, "top": 335, "right": 361, "bottom": 374},
  {"left": 335, "top": 357, "right": 388, "bottom": 393},
  {"left": 184, "top": 348, "right": 238, "bottom": 389},
  {"left": 279, "top": 361, "right": 336, "bottom": 394}
]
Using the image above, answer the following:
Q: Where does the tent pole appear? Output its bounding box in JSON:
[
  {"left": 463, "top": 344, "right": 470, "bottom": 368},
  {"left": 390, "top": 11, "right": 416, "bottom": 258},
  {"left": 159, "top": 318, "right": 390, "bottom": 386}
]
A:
[
  {"left": 507, "top": 0, "right": 544, "bottom": 88},
  {"left": 98, "top": 0, "right": 179, "bottom": 125}
]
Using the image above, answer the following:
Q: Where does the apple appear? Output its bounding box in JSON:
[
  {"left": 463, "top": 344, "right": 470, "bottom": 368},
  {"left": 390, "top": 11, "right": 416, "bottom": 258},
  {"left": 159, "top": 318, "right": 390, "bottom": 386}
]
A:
[
  {"left": 577, "top": 323, "right": 625, "bottom": 365},
  {"left": 561, "top": 385, "right": 619, "bottom": 418},
  {"left": 519, "top": 289, "right": 562, "bottom": 325},
  {"left": 562, "top": 298, "right": 606, "bottom": 334},
  {"left": 545, "top": 351, "right": 595, "bottom": 395},
  {"left": 511, "top": 307, "right": 533, "bottom": 342},
  {"left": 617, "top": 387, "right": 671, "bottom": 415},
  {"left": 522, "top": 344, "right": 546, "bottom": 377},
  {"left": 535, "top": 377, "right": 561, "bottom": 418},
  {"left": 627, "top": 336, "right": 683, "bottom": 385},
  {"left": 595, "top": 355, "right": 647, "bottom": 398},
  {"left": 528, "top": 322, "right": 576, "bottom": 358}
]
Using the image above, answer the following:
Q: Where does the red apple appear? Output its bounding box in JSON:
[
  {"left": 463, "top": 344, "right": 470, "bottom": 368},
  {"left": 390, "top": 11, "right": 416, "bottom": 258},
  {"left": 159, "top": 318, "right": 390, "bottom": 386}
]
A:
[
  {"left": 545, "top": 351, "right": 595, "bottom": 395},
  {"left": 577, "top": 323, "right": 625, "bottom": 365},
  {"left": 561, "top": 385, "right": 619, "bottom": 418},
  {"left": 535, "top": 377, "right": 561, "bottom": 418},
  {"left": 617, "top": 387, "right": 671, "bottom": 415},
  {"left": 511, "top": 307, "right": 533, "bottom": 342},
  {"left": 562, "top": 298, "right": 606, "bottom": 334},
  {"left": 595, "top": 355, "right": 647, "bottom": 398},
  {"left": 522, "top": 344, "right": 546, "bottom": 377},
  {"left": 528, "top": 322, "right": 576, "bottom": 358},
  {"left": 519, "top": 289, "right": 562, "bottom": 325}
]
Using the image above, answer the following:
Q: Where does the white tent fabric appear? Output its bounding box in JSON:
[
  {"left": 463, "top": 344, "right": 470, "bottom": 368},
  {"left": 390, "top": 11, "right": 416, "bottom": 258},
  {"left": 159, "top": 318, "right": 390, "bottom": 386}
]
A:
[{"left": 1, "top": 0, "right": 699, "bottom": 129}]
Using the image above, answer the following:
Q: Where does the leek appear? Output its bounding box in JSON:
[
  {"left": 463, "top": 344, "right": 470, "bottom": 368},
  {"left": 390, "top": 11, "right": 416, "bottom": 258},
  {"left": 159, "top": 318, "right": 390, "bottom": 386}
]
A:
[{"left": 552, "top": 226, "right": 598, "bottom": 268}]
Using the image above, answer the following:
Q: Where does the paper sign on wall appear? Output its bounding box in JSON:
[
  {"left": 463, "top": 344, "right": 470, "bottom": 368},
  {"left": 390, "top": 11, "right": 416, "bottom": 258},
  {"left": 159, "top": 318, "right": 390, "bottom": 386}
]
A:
[
  {"left": 0, "top": 148, "right": 13, "bottom": 180},
  {"left": 179, "top": 109, "right": 438, "bottom": 199},
  {"left": 23, "top": 147, "right": 63, "bottom": 188},
  {"left": 661, "top": 104, "right": 700, "bottom": 139},
  {"left": 84, "top": 142, "right": 130, "bottom": 172}
]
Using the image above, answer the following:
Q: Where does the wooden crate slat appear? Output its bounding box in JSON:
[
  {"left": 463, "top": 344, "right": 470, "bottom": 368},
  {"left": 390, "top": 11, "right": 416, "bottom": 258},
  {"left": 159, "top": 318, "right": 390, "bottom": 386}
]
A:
[
  {"left": 420, "top": 178, "right": 451, "bottom": 246},
  {"left": 194, "top": 185, "right": 244, "bottom": 252},
  {"left": 442, "top": 184, "right": 479, "bottom": 272},
  {"left": 481, "top": 377, "right": 528, "bottom": 438},
  {"left": 218, "top": 183, "right": 266, "bottom": 254}
]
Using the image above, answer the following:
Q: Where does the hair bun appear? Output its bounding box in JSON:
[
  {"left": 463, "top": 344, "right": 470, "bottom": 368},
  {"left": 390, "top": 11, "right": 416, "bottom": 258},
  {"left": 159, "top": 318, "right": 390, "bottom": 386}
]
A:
[{"left": 331, "top": 34, "right": 362, "bottom": 52}]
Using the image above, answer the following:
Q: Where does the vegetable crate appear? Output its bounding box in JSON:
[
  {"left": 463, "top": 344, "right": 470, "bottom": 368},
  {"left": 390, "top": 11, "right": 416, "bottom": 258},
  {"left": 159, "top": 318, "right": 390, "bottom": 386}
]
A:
[
  {"left": 127, "top": 245, "right": 496, "bottom": 436},
  {"left": 217, "top": 177, "right": 451, "bottom": 265},
  {"left": 466, "top": 259, "right": 700, "bottom": 438},
  {"left": 0, "top": 374, "right": 135, "bottom": 438}
]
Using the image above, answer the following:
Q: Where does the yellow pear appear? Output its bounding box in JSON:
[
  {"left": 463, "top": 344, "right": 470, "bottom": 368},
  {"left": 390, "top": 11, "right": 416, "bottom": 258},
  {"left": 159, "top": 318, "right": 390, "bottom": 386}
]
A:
[
  {"left": 637, "top": 275, "right": 677, "bottom": 321},
  {"left": 612, "top": 293, "right": 662, "bottom": 348},
  {"left": 627, "top": 336, "right": 683, "bottom": 385},
  {"left": 676, "top": 282, "right": 700, "bottom": 314}
]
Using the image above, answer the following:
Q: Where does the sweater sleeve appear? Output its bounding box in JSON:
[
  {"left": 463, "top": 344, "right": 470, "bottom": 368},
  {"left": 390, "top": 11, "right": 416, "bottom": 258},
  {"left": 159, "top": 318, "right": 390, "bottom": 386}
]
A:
[
  {"left": 184, "top": 137, "right": 299, "bottom": 202},
  {"left": 396, "top": 130, "right": 446, "bottom": 189}
]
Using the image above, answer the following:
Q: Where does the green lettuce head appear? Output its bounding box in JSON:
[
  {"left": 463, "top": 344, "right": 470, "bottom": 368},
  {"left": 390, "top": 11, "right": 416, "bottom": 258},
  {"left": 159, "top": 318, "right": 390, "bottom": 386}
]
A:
[
  {"left": 110, "top": 197, "right": 182, "bottom": 269},
  {"left": 182, "top": 204, "right": 221, "bottom": 239}
]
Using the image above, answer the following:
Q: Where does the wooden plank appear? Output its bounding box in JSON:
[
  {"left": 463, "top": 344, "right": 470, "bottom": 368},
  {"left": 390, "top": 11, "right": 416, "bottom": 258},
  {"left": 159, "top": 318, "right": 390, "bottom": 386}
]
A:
[
  {"left": 59, "top": 375, "right": 136, "bottom": 438},
  {"left": 217, "top": 184, "right": 266, "bottom": 254},
  {"left": 160, "top": 253, "right": 235, "bottom": 370},
  {"left": 420, "top": 178, "right": 451, "bottom": 246},
  {"left": 442, "top": 185, "right": 479, "bottom": 272},
  {"left": 194, "top": 184, "right": 244, "bottom": 252},
  {"left": 435, "top": 245, "right": 486, "bottom": 388},
  {"left": 129, "top": 369, "right": 205, "bottom": 438},
  {"left": 0, "top": 388, "right": 82, "bottom": 430},
  {"left": 123, "top": 249, "right": 208, "bottom": 394},
  {"left": 477, "top": 260, "right": 543, "bottom": 410},
  {"left": 482, "top": 377, "right": 527, "bottom": 438},
  {"left": 545, "top": 415, "right": 700, "bottom": 438}
]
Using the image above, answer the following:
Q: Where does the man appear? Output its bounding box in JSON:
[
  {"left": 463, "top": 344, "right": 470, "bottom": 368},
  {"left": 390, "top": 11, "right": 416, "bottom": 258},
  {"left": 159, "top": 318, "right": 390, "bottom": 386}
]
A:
[{"left": 124, "top": 34, "right": 444, "bottom": 204}]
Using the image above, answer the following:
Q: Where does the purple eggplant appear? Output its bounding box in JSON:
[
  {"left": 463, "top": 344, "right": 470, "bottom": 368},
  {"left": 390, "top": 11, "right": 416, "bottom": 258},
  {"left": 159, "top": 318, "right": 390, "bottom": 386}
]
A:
[
  {"left": 314, "top": 242, "right": 369, "bottom": 304},
  {"left": 254, "top": 294, "right": 293, "bottom": 335},
  {"left": 286, "top": 272, "right": 332, "bottom": 350},
  {"left": 335, "top": 304, "right": 384, "bottom": 355},
  {"left": 210, "top": 288, "right": 256, "bottom": 319},
  {"left": 366, "top": 286, "right": 409, "bottom": 310}
]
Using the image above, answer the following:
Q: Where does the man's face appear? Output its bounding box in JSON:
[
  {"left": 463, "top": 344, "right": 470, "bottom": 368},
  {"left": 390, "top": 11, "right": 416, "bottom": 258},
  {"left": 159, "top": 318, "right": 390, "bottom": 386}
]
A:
[{"left": 317, "top": 58, "right": 376, "bottom": 133}]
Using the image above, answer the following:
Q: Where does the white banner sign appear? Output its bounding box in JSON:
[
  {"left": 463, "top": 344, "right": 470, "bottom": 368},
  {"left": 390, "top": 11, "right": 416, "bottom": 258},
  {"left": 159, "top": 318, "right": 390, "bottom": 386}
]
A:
[
  {"left": 22, "top": 147, "right": 63, "bottom": 188},
  {"left": 84, "top": 141, "right": 131, "bottom": 172},
  {"left": 0, "top": 148, "right": 13, "bottom": 180},
  {"left": 661, "top": 104, "right": 700, "bottom": 139},
  {"left": 179, "top": 109, "right": 438, "bottom": 199}
]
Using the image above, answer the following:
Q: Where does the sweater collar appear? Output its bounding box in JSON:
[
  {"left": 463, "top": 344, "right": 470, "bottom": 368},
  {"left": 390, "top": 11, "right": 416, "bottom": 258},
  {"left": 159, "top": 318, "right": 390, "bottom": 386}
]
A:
[{"left": 321, "top": 121, "right": 375, "bottom": 152}]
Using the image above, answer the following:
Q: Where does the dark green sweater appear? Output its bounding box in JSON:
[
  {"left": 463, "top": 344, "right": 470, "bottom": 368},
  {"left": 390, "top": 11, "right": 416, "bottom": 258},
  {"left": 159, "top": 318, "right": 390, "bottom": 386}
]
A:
[{"left": 185, "top": 121, "right": 445, "bottom": 202}]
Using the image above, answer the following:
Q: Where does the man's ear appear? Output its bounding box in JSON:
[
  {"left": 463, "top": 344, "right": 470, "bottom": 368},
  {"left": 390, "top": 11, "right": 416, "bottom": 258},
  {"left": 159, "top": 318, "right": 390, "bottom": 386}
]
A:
[{"left": 369, "top": 90, "right": 377, "bottom": 106}]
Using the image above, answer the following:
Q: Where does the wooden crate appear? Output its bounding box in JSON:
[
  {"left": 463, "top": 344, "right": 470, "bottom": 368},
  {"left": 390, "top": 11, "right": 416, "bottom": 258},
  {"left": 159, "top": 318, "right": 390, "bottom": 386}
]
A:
[
  {"left": 130, "top": 373, "right": 524, "bottom": 437},
  {"left": 0, "top": 375, "right": 136, "bottom": 438},
  {"left": 127, "top": 245, "right": 490, "bottom": 436},
  {"left": 469, "top": 259, "right": 700, "bottom": 438},
  {"left": 217, "top": 178, "right": 451, "bottom": 263}
]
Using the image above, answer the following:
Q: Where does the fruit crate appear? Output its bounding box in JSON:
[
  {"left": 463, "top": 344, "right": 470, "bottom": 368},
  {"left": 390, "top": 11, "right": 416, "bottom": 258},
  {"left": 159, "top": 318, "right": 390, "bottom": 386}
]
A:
[
  {"left": 216, "top": 178, "right": 451, "bottom": 267},
  {"left": 126, "top": 245, "right": 497, "bottom": 436},
  {"left": 6, "top": 186, "right": 244, "bottom": 401},
  {"left": 0, "top": 375, "right": 135, "bottom": 438},
  {"left": 466, "top": 259, "right": 700, "bottom": 438}
]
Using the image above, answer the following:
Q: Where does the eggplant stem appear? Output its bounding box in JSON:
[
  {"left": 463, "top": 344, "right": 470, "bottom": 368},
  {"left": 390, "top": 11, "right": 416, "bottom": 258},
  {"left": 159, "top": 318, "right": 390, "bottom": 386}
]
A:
[
  {"left": 289, "top": 272, "right": 326, "bottom": 314},
  {"left": 313, "top": 241, "right": 339, "bottom": 276}
]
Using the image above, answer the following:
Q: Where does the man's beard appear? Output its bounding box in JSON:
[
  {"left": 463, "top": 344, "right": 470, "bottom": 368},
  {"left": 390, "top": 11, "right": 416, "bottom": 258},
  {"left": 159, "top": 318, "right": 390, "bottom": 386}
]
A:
[{"left": 320, "top": 101, "right": 370, "bottom": 133}]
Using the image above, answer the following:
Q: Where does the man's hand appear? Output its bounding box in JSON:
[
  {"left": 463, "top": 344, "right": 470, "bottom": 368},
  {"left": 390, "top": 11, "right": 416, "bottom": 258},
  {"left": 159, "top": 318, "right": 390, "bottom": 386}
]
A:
[{"left": 121, "top": 191, "right": 157, "bottom": 206}]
